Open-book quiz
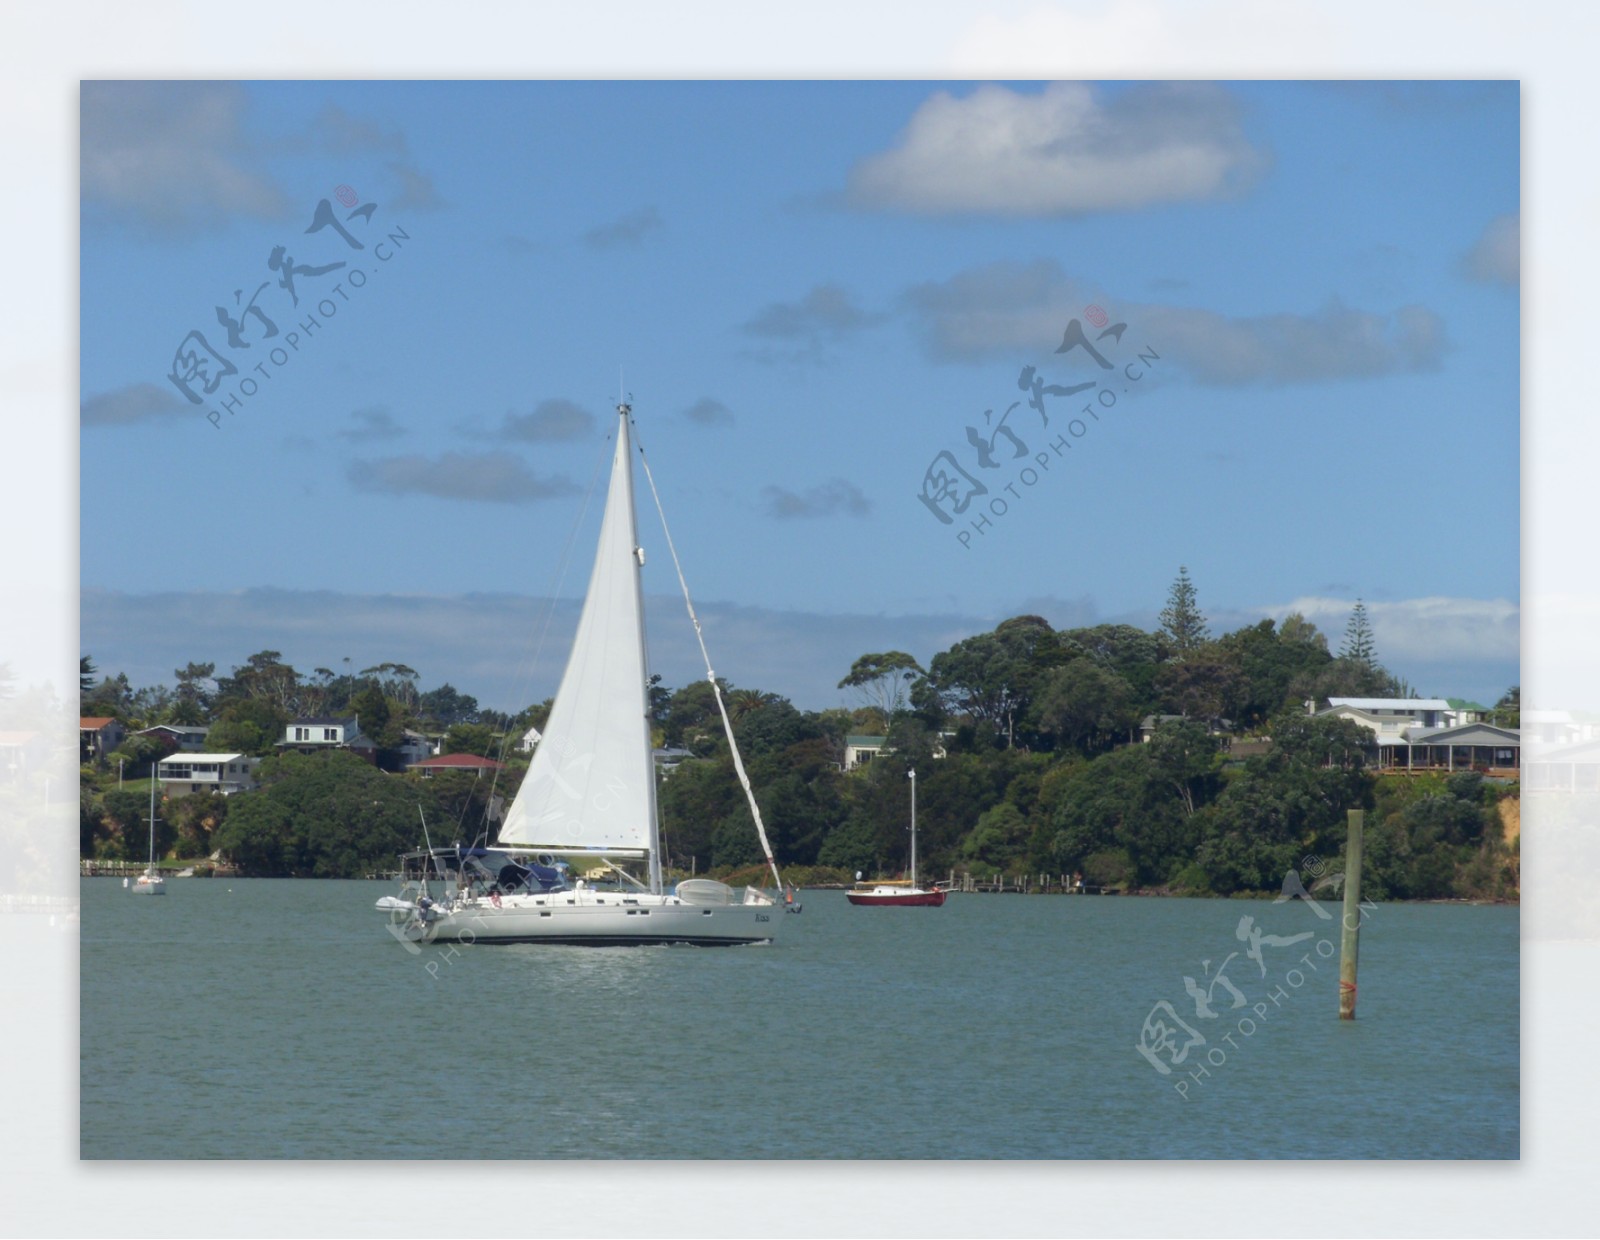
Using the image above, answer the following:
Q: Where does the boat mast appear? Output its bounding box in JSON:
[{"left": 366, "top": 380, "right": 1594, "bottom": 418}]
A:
[
  {"left": 908, "top": 768, "right": 917, "bottom": 888},
  {"left": 618, "top": 399, "right": 664, "bottom": 895}
]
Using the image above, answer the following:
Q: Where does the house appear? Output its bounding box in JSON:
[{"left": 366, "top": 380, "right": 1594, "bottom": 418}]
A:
[
  {"left": 406, "top": 753, "right": 504, "bottom": 778},
  {"left": 157, "top": 752, "right": 261, "bottom": 797},
  {"left": 1376, "top": 723, "right": 1520, "bottom": 777},
  {"left": 1521, "top": 710, "right": 1590, "bottom": 745},
  {"left": 79, "top": 716, "right": 126, "bottom": 762},
  {"left": 278, "top": 717, "right": 377, "bottom": 762},
  {"left": 1525, "top": 735, "right": 1600, "bottom": 793},
  {"left": 517, "top": 725, "right": 542, "bottom": 753},
  {"left": 398, "top": 729, "right": 439, "bottom": 766},
  {"left": 654, "top": 746, "right": 693, "bottom": 777},
  {"left": 135, "top": 724, "right": 211, "bottom": 754},
  {"left": 1444, "top": 698, "right": 1490, "bottom": 728},
  {"left": 844, "top": 735, "right": 888, "bottom": 771},
  {"left": 1318, "top": 698, "right": 1452, "bottom": 742}
]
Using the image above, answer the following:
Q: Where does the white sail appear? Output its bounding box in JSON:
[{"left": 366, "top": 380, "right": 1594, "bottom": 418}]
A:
[{"left": 499, "top": 410, "right": 656, "bottom": 855}]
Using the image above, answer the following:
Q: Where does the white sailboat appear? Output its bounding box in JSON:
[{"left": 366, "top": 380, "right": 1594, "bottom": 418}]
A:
[
  {"left": 377, "top": 400, "right": 784, "bottom": 946},
  {"left": 130, "top": 775, "right": 165, "bottom": 896}
]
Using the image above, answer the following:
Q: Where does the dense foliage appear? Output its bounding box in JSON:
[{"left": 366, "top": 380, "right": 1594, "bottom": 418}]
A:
[{"left": 79, "top": 575, "right": 1518, "bottom": 897}]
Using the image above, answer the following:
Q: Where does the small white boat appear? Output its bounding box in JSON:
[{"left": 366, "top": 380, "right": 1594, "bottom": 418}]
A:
[{"left": 130, "top": 776, "right": 165, "bottom": 896}]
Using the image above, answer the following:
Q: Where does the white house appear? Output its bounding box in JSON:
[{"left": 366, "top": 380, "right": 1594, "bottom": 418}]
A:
[
  {"left": 844, "top": 734, "right": 888, "bottom": 771},
  {"left": 1320, "top": 698, "right": 1452, "bottom": 741},
  {"left": 278, "top": 717, "right": 377, "bottom": 761},
  {"left": 517, "top": 725, "right": 542, "bottom": 754},
  {"left": 157, "top": 753, "right": 260, "bottom": 797}
]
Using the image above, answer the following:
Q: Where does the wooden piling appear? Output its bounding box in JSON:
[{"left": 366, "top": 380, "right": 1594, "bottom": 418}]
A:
[{"left": 1339, "top": 809, "right": 1363, "bottom": 1020}]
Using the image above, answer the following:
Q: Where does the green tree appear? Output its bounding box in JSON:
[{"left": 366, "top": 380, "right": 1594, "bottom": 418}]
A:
[
  {"left": 837, "top": 651, "right": 925, "bottom": 720},
  {"left": 1154, "top": 643, "right": 1243, "bottom": 725},
  {"left": 1489, "top": 685, "right": 1520, "bottom": 728},
  {"left": 1340, "top": 599, "right": 1378, "bottom": 669},
  {"left": 1031, "top": 658, "right": 1137, "bottom": 754},
  {"left": 214, "top": 750, "right": 443, "bottom": 877},
  {"left": 171, "top": 662, "right": 216, "bottom": 726},
  {"left": 927, "top": 617, "right": 1061, "bottom": 748},
  {"left": 1159, "top": 566, "right": 1209, "bottom": 657},
  {"left": 443, "top": 722, "right": 497, "bottom": 758}
]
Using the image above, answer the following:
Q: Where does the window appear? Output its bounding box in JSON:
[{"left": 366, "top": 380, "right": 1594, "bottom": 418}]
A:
[
  {"left": 324, "top": 728, "right": 338, "bottom": 741},
  {"left": 294, "top": 727, "right": 309, "bottom": 741}
]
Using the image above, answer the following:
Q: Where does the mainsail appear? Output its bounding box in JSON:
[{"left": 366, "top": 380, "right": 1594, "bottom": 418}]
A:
[{"left": 498, "top": 409, "right": 656, "bottom": 857}]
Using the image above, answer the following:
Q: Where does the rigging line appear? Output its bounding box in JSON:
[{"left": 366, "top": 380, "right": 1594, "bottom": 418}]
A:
[
  {"left": 471, "top": 429, "right": 612, "bottom": 847},
  {"left": 630, "top": 416, "right": 785, "bottom": 896}
]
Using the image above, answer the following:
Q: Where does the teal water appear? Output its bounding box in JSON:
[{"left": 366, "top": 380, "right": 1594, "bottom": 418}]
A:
[{"left": 79, "top": 880, "right": 1518, "bottom": 1159}]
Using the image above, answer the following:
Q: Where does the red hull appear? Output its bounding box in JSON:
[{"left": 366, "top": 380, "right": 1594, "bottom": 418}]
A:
[{"left": 845, "top": 888, "right": 947, "bottom": 907}]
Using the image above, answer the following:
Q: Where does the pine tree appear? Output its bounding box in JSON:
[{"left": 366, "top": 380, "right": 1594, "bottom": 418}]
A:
[
  {"left": 1340, "top": 599, "right": 1377, "bottom": 669},
  {"left": 1159, "top": 566, "right": 1210, "bottom": 657}
]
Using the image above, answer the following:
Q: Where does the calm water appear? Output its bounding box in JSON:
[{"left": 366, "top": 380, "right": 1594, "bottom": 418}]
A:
[{"left": 80, "top": 879, "right": 1518, "bottom": 1159}]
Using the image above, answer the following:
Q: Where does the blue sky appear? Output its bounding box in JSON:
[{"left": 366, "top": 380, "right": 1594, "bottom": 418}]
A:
[{"left": 80, "top": 79, "right": 1520, "bottom": 711}]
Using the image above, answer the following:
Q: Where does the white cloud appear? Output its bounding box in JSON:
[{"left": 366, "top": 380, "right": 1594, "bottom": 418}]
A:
[
  {"left": 904, "top": 258, "right": 1446, "bottom": 382},
  {"left": 1265, "top": 595, "right": 1520, "bottom": 663},
  {"left": 80, "top": 82, "right": 289, "bottom": 230},
  {"left": 849, "top": 81, "right": 1265, "bottom": 216},
  {"left": 1464, "top": 212, "right": 1520, "bottom": 286},
  {"left": 346, "top": 451, "right": 579, "bottom": 504}
]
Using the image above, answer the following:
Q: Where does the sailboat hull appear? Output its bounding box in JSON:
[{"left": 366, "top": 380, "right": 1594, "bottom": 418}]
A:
[
  {"left": 845, "top": 886, "right": 945, "bottom": 907},
  {"left": 383, "top": 888, "right": 778, "bottom": 947}
]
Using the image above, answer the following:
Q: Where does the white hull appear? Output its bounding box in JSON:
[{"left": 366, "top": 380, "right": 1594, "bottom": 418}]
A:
[
  {"left": 130, "top": 877, "right": 165, "bottom": 896},
  {"left": 381, "top": 886, "right": 778, "bottom": 947}
]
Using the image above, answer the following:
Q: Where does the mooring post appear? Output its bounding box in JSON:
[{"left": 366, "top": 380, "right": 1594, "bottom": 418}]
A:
[{"left": 1339, "top": 808, "right": 1364, "bottom": 1020}]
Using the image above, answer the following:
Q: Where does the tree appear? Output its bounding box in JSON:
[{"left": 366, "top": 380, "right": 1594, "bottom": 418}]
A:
[
  {"left": 80, "top": 655, "right": 97, "bottom": 695},
  {"left": 1154, "top": 643, "right": 1243, "bottom": 725},
  {"left": 1340, "top": 599, "right": 1378, "bottom": 669},
  {"left": 1159, "top": 566, "right": 1209, "bottom": 657},
  {"left": 1489, "top": 685, "right": 1520, "bottom": 728},
  {"left": 837, "top": 651, "right": 925, "bottom": 720},
  {"left": 926, "top": 618, "right": 1061, "bottom": 748},
  {"left": 416, "top": 683, "right": 480, "bottom": 729},
  {"left": 214, "top": 750, "right": 444, "bottom": 877},
  {"left": 1031, "top": 659, "right": 1137, "bottom": 754},
  {"left": 171, "top": 661, "right": 216, "bottom": 726}
]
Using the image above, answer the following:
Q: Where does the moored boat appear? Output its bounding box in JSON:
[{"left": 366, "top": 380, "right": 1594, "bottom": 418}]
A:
[
  {"left": 845, "top": 769, "right": 946, "bottom": 907},
  {"left": 376, "top": 399, "right": 785, "bottom": 946}
]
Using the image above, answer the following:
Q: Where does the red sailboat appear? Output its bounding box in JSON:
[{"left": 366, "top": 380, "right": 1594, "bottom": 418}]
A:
[{"left": 846, "top": 769, "right": 947, "bottom": 907}]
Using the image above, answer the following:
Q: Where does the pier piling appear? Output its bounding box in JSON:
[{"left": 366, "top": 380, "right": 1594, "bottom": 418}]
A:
[{"left": 1339, "top": 809, "right": 1363, "bottom": 1020}]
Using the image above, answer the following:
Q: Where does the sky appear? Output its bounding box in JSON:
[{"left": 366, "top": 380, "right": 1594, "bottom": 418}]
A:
[{"left": 79, "top": 78, "right": 1520, "bottom": 713}]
